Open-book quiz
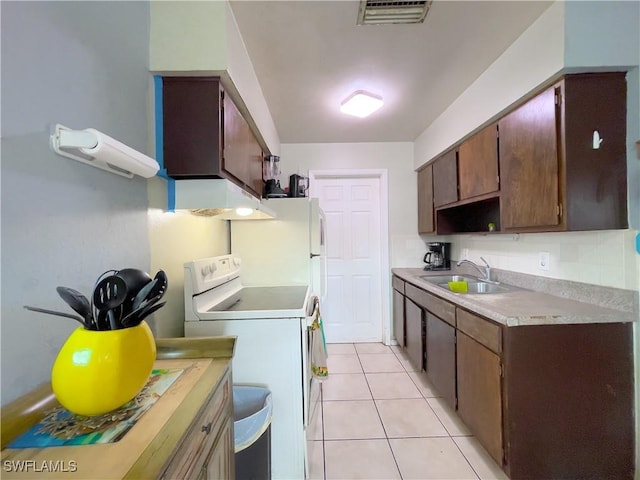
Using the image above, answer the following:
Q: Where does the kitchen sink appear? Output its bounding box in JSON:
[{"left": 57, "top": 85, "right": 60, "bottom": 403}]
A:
[
  {"left": 439, "top": 281, "right": 512, "bottom": 294},
  {"left": 419, "top": 274, "right": 516, "bottom": 294},
  {"left": 418, "top": 274, "right": 476, "bottom": 283}
]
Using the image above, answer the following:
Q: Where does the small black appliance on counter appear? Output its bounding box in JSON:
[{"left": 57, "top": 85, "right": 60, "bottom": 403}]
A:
[
  {"left": 423, "top": 242, "right": 451, "bottom": 270},
  {"left": 289, "top": 174, "right": 308, "bottom": 197}
]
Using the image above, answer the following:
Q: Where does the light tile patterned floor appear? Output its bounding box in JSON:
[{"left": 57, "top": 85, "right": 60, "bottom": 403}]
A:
[{"left": 308, "top": 343, "right": 509, "bottom": 480}]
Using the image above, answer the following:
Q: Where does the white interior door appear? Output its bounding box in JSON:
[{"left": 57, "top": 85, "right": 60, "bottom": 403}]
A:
[{"left": 312, "top": 175, "right": 383, "bottom": 343}]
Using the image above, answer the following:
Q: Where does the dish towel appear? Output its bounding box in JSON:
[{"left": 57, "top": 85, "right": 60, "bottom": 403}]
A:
[{"left": 310, "top": 299, "right": 328, "bottom": 380}]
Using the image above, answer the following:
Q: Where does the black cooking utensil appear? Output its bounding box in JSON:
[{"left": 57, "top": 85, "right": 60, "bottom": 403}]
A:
[
  {"left": 123, "top": 301, "right": 166, "bottom": 328},
  {"left": 116, "top": 268, "right": 152, "bottom": 317},
  {"left": 119, "top": 278, "right": 158, "bottom": 326},
  {"left": 96, "top": 310, "right": 108, "bottom": 331},
  {"left": 144, "top": 270, "right": 168, "bottom": 304},
  {"left": 24, "top": 305, "right": 87, "bottom": 328},
  {"left": 93, "top": 275, "right": 128, "bottom": 330},
  {"left": 131, "top": 270, "right": 168, "bottom": 316},
  {"left": 56, "top": 286, "right": 94, "bottom": 329},
  {"left": 132, "top": 278, "right": 157, "bottom": 310}
]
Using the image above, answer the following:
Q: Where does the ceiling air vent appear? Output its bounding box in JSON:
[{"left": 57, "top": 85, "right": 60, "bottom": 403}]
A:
[{"left": 357, "top": 0, "right": 432, "bottom": 25}]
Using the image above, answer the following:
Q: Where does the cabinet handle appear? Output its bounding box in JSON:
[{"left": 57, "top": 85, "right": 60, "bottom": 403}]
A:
[{"left": 201, "top": 422, "right": 212, "bottom": 435}]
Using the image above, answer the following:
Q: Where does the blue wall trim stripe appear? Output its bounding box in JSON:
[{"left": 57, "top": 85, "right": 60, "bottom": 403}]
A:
[{"left": 153, "top": 75, "right": 175, "bottom": 212}]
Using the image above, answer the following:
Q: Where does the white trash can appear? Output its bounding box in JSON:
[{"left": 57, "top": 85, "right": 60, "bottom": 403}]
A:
[{"left": 233, "top": 386, "right": 272, "bottom": 480}]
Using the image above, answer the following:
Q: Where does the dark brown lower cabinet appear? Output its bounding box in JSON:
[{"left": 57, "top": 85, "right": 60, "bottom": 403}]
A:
[
  {"left": 425, "top": 313, "right": 456, "bottom": 409},
  {"left": 392, "top": 289, "right": 405, "bottom": 348},
  {"left": 404, "top": 298, "right": 424, "bottom": 371},
  {"left": 502, "top": 322, "right": 634, "bottom": 479},
  {"left": 396, "top": 279, "right": 634, "bottom": 479},
  {"left": 456, "top": 310, "right": 634, "bottom": 479},
  {"left": 392, "top": 276, "right": 405, "bottom": 347},
  {"left": 456, "top": 331, "right": 503, "bottom": 465}
]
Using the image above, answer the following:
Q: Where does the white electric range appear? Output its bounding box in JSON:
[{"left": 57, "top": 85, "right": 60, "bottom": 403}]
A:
[{"left": 183, "top": 254, "right": 322, "bottom": 480}]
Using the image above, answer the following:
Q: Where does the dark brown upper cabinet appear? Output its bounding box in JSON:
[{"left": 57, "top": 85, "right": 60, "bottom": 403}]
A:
[
  {"left": 222, "top": 92, "right": 264, "bottom": 197},
  {"left": 499, "top": 72, "right": 627, "bottom": 232},
  {"left": 499, "top": 86, "right": 560, "bottom": 230},
  {"left": 424, "top": 72, "right": 627, "bottom": 235},
  {"left": 417, "top": 164, "right": 435, "bottom": 234},
  {"left": 432, "top": 149, "right": 458, "bottom": 207},
  {"left": 162, "top": 77, "right": 263, "bottom": 198},
  {"left": 458, "top": 124, "right": 499, "bottom": 201}
]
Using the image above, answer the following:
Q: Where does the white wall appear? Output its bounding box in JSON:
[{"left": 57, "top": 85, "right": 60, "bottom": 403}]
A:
[
  {"left": 149, "top": 0, "right": 280, "bottom": 155},
  {"left": 414, "top": 2, "right": 565, "bottom": 167},
  {"left": 1, "top": 1, "right": 152, "bottom": 404},
  {"left": 280, "top": 142, "right": 424, "bottom": 268},
  {"left": 146, "top": 178, "right": 229, "bottom": 339}
]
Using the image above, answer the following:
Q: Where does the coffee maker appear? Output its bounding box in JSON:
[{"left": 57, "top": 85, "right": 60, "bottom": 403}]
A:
[
  {"left": 423, "top": 242, "right": 451, "bottom": 271},
  {"left": 289, "top": 174, "right": 308, "bottom": 198},
  {"left": 263, "top": 155, "right": 287, "bottom": 198}
]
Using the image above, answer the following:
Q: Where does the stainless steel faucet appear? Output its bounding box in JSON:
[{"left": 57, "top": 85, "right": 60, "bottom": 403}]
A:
[{"left": 456, "top": 257, "right": 496, "bottom": 283}]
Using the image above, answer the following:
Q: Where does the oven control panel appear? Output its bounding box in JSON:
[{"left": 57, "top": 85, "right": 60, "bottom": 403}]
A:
[{"left": 184, "top": 255, "right": 241, "bottom": 295}]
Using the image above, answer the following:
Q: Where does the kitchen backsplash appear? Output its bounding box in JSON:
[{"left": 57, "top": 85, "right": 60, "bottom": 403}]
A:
[{"left": 419, "top": 229, "right": 639, "bottom": 291}]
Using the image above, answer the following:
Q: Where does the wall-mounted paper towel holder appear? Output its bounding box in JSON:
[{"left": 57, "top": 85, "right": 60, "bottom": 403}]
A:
[{"left": 50, "top": 124, "right": 160, "bottom": 178}]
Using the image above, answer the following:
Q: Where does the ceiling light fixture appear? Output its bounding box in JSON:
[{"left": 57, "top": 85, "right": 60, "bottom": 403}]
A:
[{"left": 340, "top": 91, "right": 384, "bottom": 118}]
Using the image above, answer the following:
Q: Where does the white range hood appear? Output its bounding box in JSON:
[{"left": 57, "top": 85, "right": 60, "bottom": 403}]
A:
[{"left": 173, "top": 179, "right": 276, "bottom": 220}]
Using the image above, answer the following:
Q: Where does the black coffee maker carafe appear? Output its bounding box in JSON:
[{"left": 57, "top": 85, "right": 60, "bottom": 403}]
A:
[{"left": 423, "top": 242, "right": 451, "bottom": 271}]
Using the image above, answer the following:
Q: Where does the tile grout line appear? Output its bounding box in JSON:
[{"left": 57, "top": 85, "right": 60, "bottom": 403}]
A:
[
  {"left": 322, "top": 343, "right": 490, "bottom": 480},
  {"left": 358, "top": 344, "right": 405, "bottom": 479},
  {"left": 390, "top": 344, "right": 492, "bottom": 479}
]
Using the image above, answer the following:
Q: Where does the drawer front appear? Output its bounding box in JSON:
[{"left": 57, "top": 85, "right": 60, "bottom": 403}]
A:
[
  {"left": 405, "top": 284, "right": 455, "bottom": 327},
  {"left": 456, "top": 309, "right": 501, "bottom": 354},
  {"left": 161, "top": 368, "right": 232, "bottom": 480},
  {"left": 392, "top": 276, "right": 405, "bottom": 294}
]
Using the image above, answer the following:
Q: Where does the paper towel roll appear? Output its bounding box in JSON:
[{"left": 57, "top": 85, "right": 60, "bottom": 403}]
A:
[{"left": 80, "top": 129, "right": 159, "bottom": 178}]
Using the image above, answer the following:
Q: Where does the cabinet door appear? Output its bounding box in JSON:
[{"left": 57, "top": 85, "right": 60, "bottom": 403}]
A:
[
  {"left": 457, "top": 332, "right": 503, "bottom": 466},
  {"left": 425, "top": 313, "right": 456, "bottom": 408},
  {"left": 222, "top": 93, "right": 264, "bottom": 197},
  {"left": 161, "top": 369, "right": 232, "bottom": 480},
  {"left": 202, "top": 417, "right": 234, "bottom": 480},
  {"left": 162, "top": 77, "right": 223, "bottom": 177},
  {"left": 499, "top": 86, "right": 559, "bottom": 230},
  {"left": 393, "top": 289, "right": 405, "bottom": 348},
  {"left": 432, "top": 150, "right": 458, "bottom": 207},
  {"left": 458, "top": 124, "right": 499, "bottom": 200},
  {"left": 417, "top": 165, "right": 435, "bottom": 234},
  {"left": 562, "top": 73, "right": 627, "bottom": 231},
  {"left": 404, "top": 298, "right": 424, "bottom": 371}
]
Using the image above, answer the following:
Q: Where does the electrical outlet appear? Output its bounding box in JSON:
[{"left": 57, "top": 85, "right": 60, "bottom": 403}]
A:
[
  {"left": 461, "top": 248, "right": 469, "bottom": 260},
  {"left": 538, "top": 252, "right": 550, "bottom": 271}
]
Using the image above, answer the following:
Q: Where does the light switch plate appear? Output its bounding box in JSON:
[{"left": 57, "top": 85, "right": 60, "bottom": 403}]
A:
[
  {"left": 461, "top": 248, "right": 469, "bottom": 260},
  {"left": 538, "top": 252, "right": 550, "bottom": 271}
]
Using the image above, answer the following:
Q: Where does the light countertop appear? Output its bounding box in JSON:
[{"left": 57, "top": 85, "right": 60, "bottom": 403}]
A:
[
  {"left": 1, "top": 336, "right": 236, "bottom": 479},
  {"left": 393, "top": 268, "right": 638, "bottom": 327}
]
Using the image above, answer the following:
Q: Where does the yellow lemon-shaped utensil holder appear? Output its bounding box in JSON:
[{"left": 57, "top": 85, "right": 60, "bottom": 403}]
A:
[{"left": 51, "top": 322, "right": 156, "bottom": 416}]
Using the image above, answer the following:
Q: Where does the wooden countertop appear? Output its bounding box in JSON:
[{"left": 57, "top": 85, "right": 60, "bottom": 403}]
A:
[
  {"left": 393, "top": 268, "right": 637, "bottom": 327},
  {"left": 1, "top": 336, "right": 236, "bottom": 479}
]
